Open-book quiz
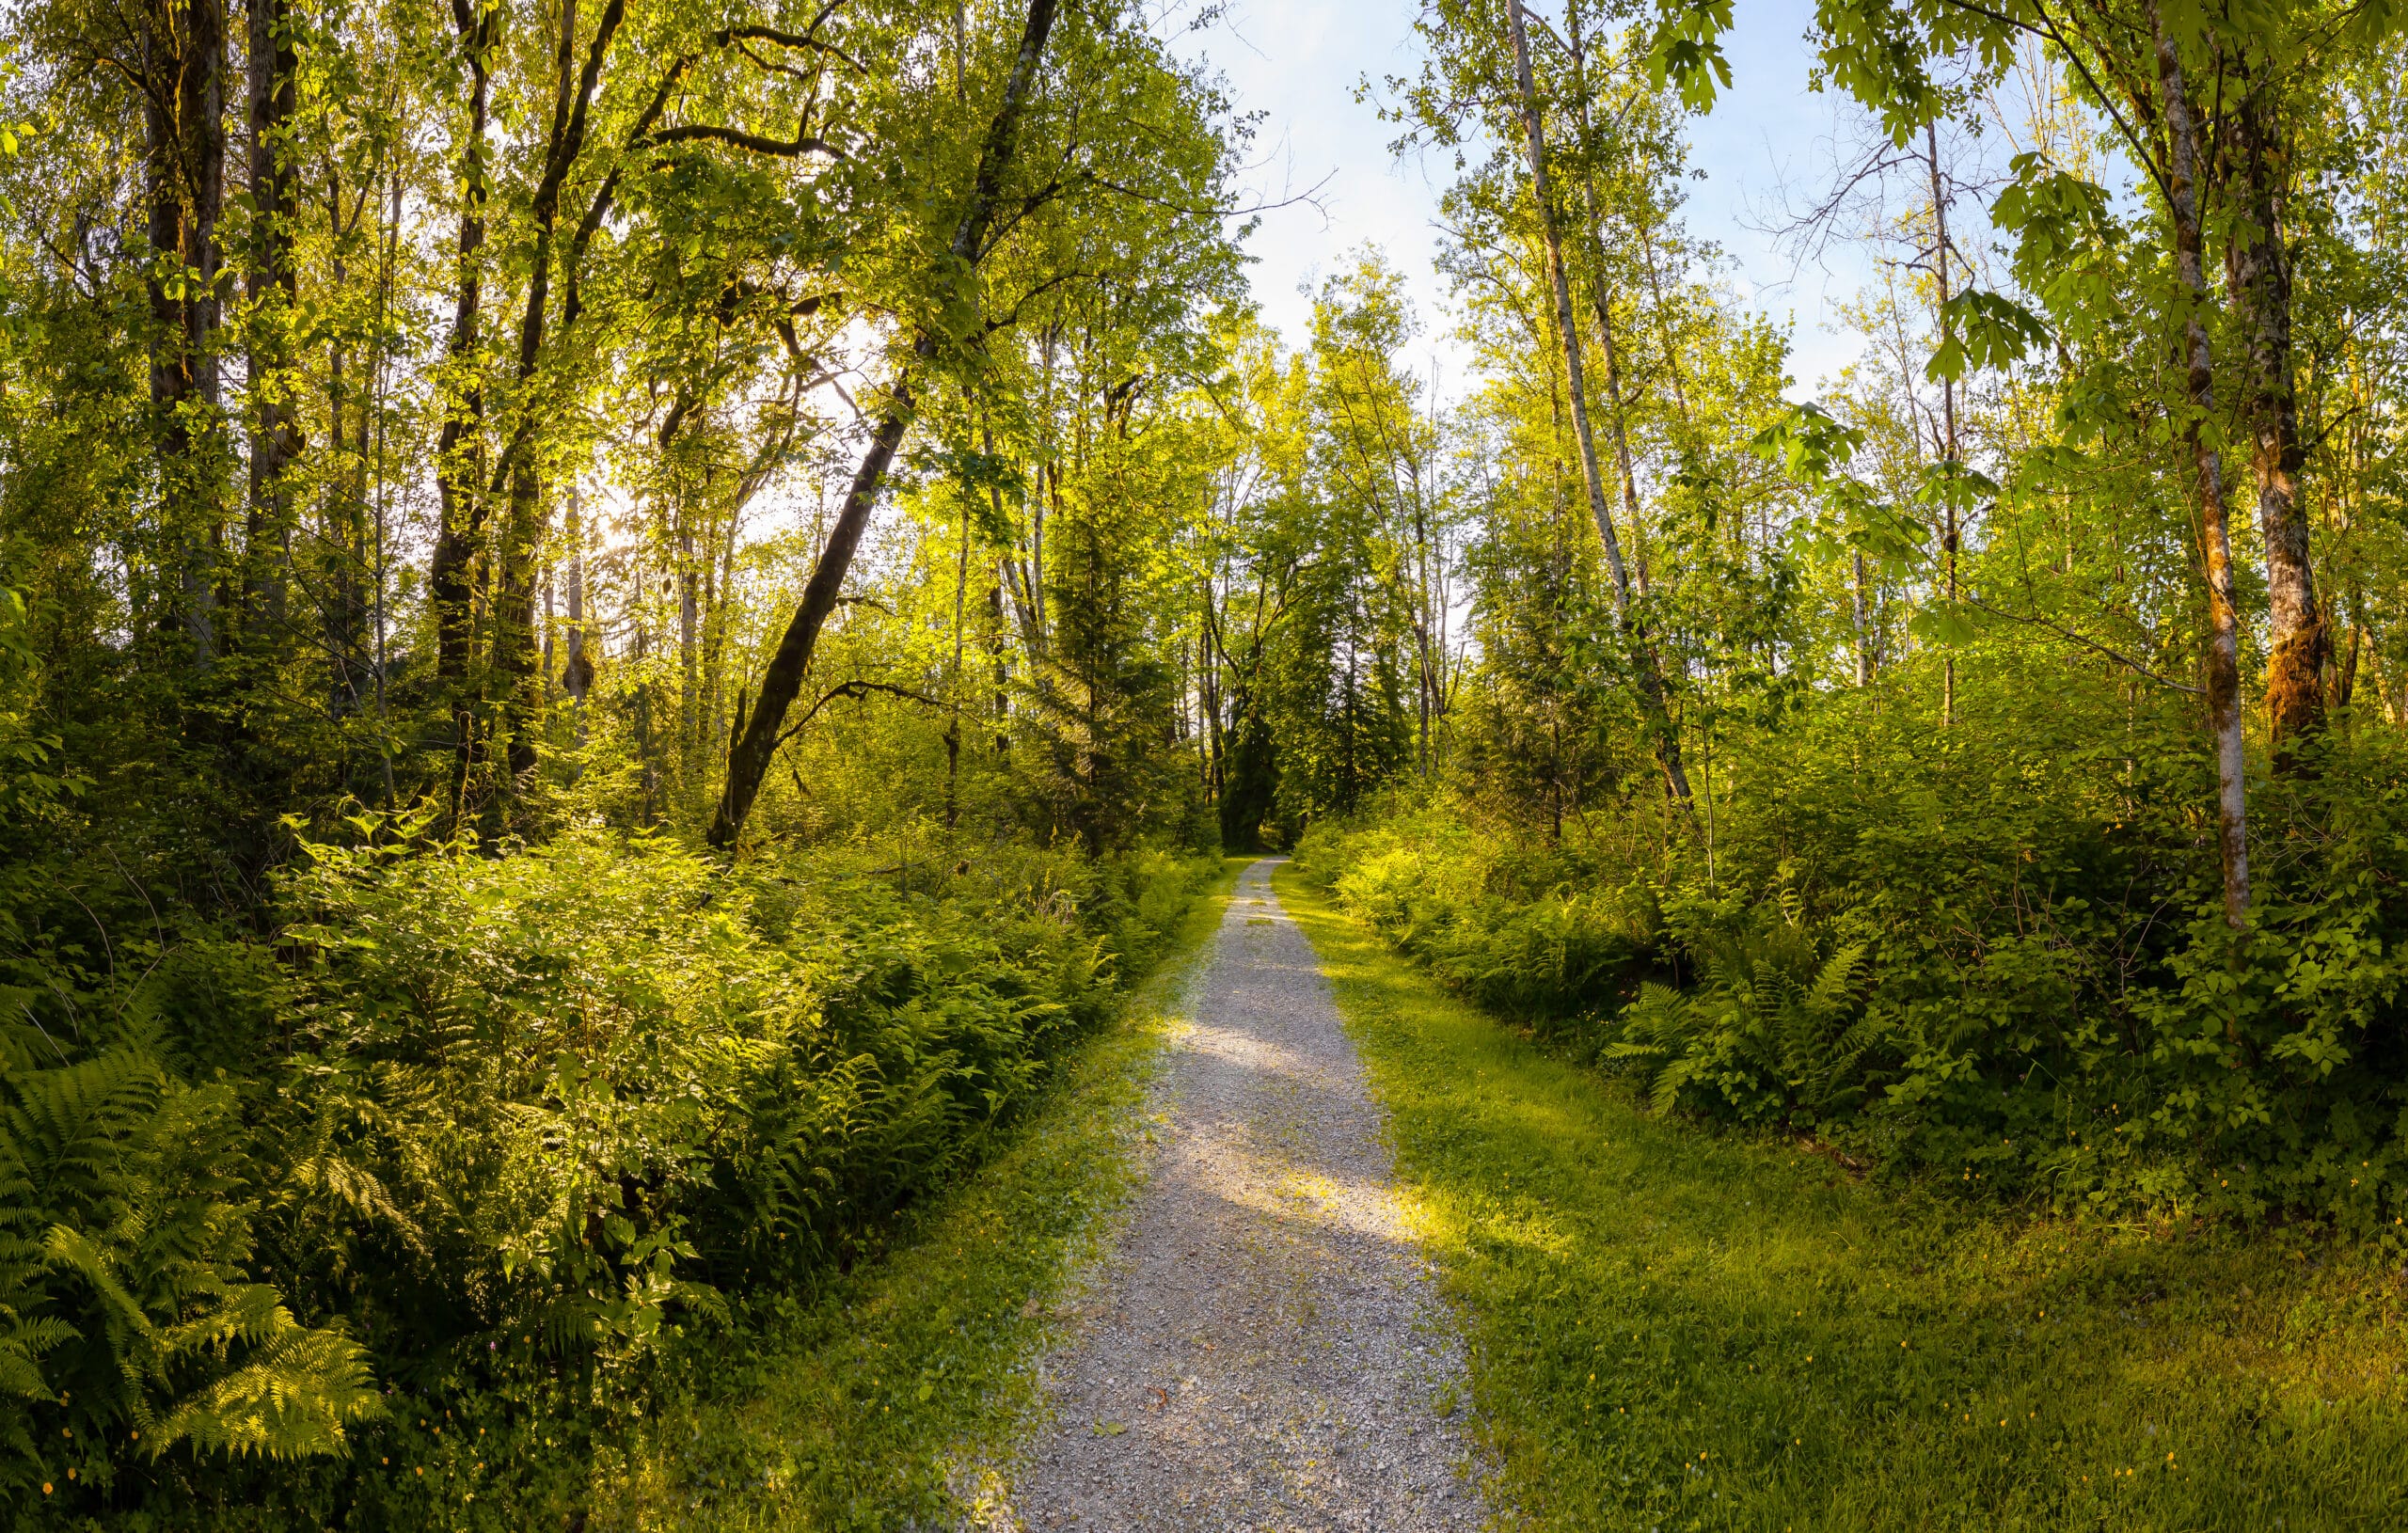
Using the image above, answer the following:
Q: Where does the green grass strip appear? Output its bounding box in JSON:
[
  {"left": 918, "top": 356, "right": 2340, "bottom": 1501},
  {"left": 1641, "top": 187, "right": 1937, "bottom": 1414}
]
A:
[
  {"left": 1276, "top": 862, "right": 2408, "bottom": 1533},
  {"left": 597, "top": 857, "right": 1250, "bottom": 1531}
]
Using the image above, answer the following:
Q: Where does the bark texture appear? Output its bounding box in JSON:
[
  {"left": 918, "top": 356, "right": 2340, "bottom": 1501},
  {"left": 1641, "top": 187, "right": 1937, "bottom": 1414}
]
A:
[
  {"left": 146, "top": 0, "right": 229, "bottom": 667},
  {"left": 245, "top": 0, "right": 298, "bottom": 630},
  {"left": 430, "top": 0, "right": 496, "bottom": 808},
  {"left": 2226, "top": 74, "right": 2325, "bottom": 760}
]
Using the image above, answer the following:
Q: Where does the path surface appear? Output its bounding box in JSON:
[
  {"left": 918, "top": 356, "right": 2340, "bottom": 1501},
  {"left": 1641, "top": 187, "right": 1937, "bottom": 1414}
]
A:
[{"left": 1003, "top": 859, "right": 1485, "bottom": 1530}]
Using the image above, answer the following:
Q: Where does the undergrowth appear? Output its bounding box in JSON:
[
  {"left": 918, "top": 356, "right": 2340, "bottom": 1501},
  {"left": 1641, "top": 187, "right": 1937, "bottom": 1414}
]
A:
[
  {"left": 1291, "top": 711, "right": 2408, "bottom": 1230},
  {"left": 1, "top": 821, "right": 1221, "bottom": 1529},
  {"left": 1280, "top": 863, "right": 2408, "bottom": 1531},
  {"left": 591, "top": 855, "right": 1244, "bottom": 1530}
]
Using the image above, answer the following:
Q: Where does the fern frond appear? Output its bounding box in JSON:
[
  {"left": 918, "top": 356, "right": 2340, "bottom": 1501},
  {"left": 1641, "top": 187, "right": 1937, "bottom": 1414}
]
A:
[
  {"left": 1651, "top": 1054, "right": 1703, "bottom": 1115},
  {"left": 1808, "top": 941, "right": 1871, "bottom": 1019},
  {"left": 153, "top": 1323, "right": 383, "bottom": 1460},
  {"left": 289, "top": 1154, "right": 421, "bottom": 1242},
  {"left": 157, "top": 1283, "right": 286, "bottom": 1361},
  {"left": 0, "top": 1312, "right": 76, "bottom": 1399},
  {"left": 40, "top": 1225, "right": 157, "bottom": 1338}
]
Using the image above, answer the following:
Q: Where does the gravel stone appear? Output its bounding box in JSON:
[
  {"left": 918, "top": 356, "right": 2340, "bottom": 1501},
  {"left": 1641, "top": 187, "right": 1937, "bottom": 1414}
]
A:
[{"left": 998, "top": 858, "right": 1486, "bottom": 1529}]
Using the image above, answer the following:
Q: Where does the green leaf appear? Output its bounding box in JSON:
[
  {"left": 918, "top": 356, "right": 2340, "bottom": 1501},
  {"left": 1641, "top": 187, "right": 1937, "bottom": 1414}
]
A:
[
  {"left": 1908, "top": 603, "right": 1980, "bottom": 646},
  {"left": 1933, "top": 291, "right": 2052, "bottom": 380}
]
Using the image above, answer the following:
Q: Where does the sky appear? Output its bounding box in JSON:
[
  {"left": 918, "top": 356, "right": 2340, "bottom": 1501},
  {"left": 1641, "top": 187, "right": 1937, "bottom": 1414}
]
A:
[{"left": 1180, "top": 0, "right": 1886, "bottom": 400}]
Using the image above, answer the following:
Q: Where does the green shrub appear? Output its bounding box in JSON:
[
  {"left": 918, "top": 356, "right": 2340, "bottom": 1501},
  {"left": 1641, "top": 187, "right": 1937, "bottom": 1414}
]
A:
[
  {"left": 0, "top": 812, "right": 1213, "bottom": 1525},
  {"left": 1305, "top": 693, "right": 2408, "bottom": 1231},
  {"left": 1297, "top": 813, "right": 1658, "bottom": 1025}
]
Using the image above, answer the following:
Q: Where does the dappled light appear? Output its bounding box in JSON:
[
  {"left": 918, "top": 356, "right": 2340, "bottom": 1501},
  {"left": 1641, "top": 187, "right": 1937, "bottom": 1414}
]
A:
[{"left": 6, "top": 0, "right": 2408, "bottom": 1523}]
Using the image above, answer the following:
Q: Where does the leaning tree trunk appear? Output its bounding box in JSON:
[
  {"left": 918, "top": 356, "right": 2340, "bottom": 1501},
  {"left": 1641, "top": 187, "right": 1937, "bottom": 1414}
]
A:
[
  {"left": 2155, "top": 2, "right": 2250, "bottom": 928},
  {"left": 1562, "top": 2, "right": 1647, "bottom": 596},
  {"left": 1501, "top": 0, "right": 1690, "bottom": 801},
  {"left": 707, "top": 0, "right": 1062, "bottom": 851}
]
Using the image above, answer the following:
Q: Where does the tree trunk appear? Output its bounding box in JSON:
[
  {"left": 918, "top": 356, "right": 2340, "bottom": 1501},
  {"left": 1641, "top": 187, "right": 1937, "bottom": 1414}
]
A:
[
  {"left": 678, "top": 517, "right": 699, "bottom": 754},
  {"left": 2226, "top": 75, "right": 2325, "bottom": 761},
  {"left": 708, "top": 0, "right": 1062, "bottom": 851},
  {"left": 634, "top": 616, "right": 657, "bottom": 823},
  {"left": 2337, "top": 620, "right": 2360, "bottom": 711},
  {"left": 945, "top": 500, "right": 970, "bottom": 830},
  {"left": 430, "top": 0, "right": 496, "bottom": 809},
  {"left": 2154, "top": 3, "right": 2250, "bottom": 928},
  {"left": 493, "top": 462, "right": 547, "bottom": 779},
  {"left": 1852, "top": 550, "right": 1873, "bottom": 686},
  {"left": 1636, "top": 212, "right": 1692, "bottom": 430},
  {"left": 491, "top": 0, "right": 624, "bottom": 785},
  {"left": 1502, "top": 0, "right": 1690, "bottom": 801},
  {"left": 147, "top": 0, "right": 228, "bottom": 670},
  {"left": 1564, "top": 1, "right": 1647, "bottom": 599},
  {"left": 988, "top": 577, "right": 1011, "bottom": 755},
  {"left": 324, "top": 176, "right": 366, "bottom": 717},
  {"left": 562, "top": 485, "right": 592, "bottom": 705},
  {"left": 1925, "top": 122, "right": 1961, "bottom": 729},
  {"left": 1506, "top": 0, "right": 1626, "bottom": 605},
  {"left": 245, "top": 0, "right": 297, "bottom": 632}
]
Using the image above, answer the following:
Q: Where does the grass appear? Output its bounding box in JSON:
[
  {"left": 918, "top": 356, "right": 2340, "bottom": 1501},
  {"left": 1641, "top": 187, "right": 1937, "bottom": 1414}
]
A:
[
  {"left": 589, "top": 856, "right": 1250, "bottom": 1531},
  {"left": 1275, "top": 861, "right": 2408, "bottom": 1532}
]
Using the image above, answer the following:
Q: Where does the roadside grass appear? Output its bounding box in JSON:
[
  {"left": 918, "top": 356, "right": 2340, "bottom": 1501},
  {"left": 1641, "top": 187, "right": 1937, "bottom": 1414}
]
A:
[
  {"left": 1276, "top": 863, "right": 2408, "bottom": 1532},
  {"left": 592, "top": 856, "right": 1249, "bottom": 1531}
]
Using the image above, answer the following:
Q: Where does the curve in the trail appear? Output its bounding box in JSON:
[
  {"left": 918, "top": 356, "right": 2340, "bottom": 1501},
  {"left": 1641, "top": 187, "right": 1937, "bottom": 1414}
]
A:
[{"left": 1004, "top": 857, "right": 1485, "bottom": 1530}]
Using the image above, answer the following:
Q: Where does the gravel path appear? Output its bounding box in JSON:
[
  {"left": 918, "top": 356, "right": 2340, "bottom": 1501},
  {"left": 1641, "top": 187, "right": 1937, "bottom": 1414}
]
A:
[{"left": 1001, "top": 858, "right": 1487, "bottom": 1530}]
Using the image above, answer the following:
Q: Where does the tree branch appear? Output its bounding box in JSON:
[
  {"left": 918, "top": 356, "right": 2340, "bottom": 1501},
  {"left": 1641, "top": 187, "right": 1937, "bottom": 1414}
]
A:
[
  {"left": 773, "top": 679, "right": 945, "bottom": 749},
  {"left": 1960, "top": 594, "right": 2201, "bottom": 693},
  {"left": 647, "top": 119, "right": 845, "bottom": 158}
]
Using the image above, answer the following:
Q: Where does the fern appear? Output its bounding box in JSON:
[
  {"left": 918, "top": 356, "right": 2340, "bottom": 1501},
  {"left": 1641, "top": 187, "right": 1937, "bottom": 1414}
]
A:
[
  {"left": 1604, "top": 933, "right": 1881, "bottom": 1129},
  {"left": 0, "top": 1042, "right": 384, "bottom": 1493},
  {"left": 156, "top": 1310, "right": 382, "bottom": 1460}
]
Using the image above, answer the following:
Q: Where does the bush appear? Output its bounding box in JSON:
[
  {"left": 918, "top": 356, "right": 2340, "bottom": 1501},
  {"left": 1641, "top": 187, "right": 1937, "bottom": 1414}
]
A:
[
  {"left": 0, "top": 813, "right": 1215, "bottom": 1525},
  {"left": 1303, "top": 697, "right": 2408, "bottom": 1231},
  {"left": 1295, "top": 813, "right": 1657, "bottom": 1025},
  {"left": 0, "top": 1034, "right": 384, "bottom": 1507}
]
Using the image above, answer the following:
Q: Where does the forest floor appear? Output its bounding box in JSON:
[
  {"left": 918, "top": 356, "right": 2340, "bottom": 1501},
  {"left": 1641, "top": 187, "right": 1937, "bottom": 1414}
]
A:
[
  {"left": 600, "top": 859, "right": 1251, "bottom": 1529},
  {"left": 996, "top": 857, "right": 1486, "bottom": 1529},
  {"left": 1275, "top": 862, "right": 2408, "bottom": 1532},
  {"left": 606, "top": 855, "right": 2408, "bottom": 1532}
]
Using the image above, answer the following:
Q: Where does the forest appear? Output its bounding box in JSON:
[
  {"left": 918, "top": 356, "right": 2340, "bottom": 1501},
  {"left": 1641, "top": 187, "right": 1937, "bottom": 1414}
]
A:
[{"left": 2, "top": 0, "right": 2407, "bottom": 1524}]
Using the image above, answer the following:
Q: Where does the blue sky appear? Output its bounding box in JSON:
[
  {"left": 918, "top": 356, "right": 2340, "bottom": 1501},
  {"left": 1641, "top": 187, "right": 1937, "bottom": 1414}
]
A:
[{"left": 1180, "top": 0, "right": 1882, "bottom": 398}]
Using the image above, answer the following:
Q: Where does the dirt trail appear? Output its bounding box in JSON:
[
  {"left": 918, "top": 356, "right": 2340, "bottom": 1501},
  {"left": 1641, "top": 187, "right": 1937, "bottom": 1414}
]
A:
[{"left": 1001, "top": 858, "right": 1486, "bottom": 1530}]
